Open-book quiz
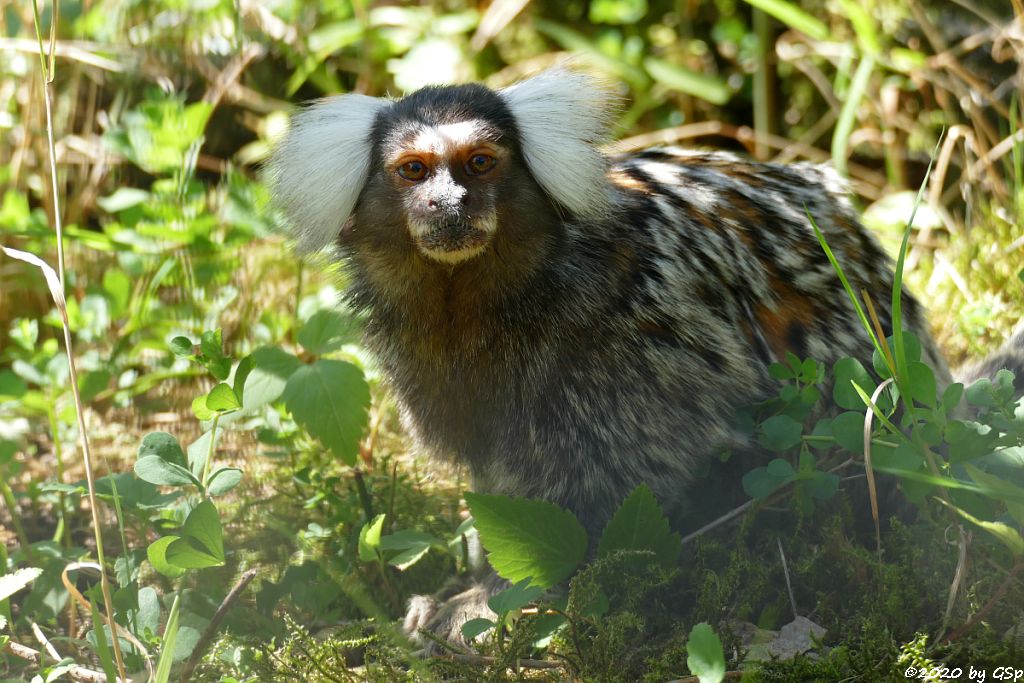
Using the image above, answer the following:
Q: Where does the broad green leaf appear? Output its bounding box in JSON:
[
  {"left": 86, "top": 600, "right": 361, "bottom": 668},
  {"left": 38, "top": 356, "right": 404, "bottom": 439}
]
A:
[
  {"left": 964, "top": 463, "right": 1024, "bottom": 525},
  {"left": 742, "top": 458, "right": 797, "bottom": 499},
  {"left": 488, "top": 578, "right": 544, "bottom": 615},
  {"left": 832, "top": 357, "right": 873, "bottom": 410},
  {"left": 686, "top": 622, "right": 726, "bottom": 683},
  {"left": 907, "top": 361, "right": 937, "bottom": 407},
  {"left": 379, "top": 529, "right": 443, "bottom": 569},
  {"left": 206, "top": 382, "right": 241, "bottom": 413},
  {"left": 757, "top": 415, "right": 804, "bottom": 452},
  {"left": 192, "top": 394, "right": 216, "bottom": 421},
  {"left": 169, "top": 336, "right": 194, "bottom": 357},
  {"left": 134, "top": 456, "right": 199, "bottom": 488},
  {"left": 461, "top": 618, "right": 496, "bottom": 640},
  {"left": 283, "top": 359, "right": 370, "bottom": 465},
  {"left": 147, "top": 536, "right": 186, "bottom": 578},
  {"left": 138, "top": 432, "right": 187, "bottom": 468},
  {"left": 465, "top": 492, "right": 588, "bottom": 588},
  {"left": 831, "top": 411, "right": 866, "bottom": 453},
  {"left": 297, "top": 309, "right": 360, "bottom": 356},
  {"left": 243, "top": 346, "right": 303, "bottom": 411},
  {"left": 359, "top": 514, "right": 386, "bottom": 562},
  {"left": 596, "top": 484, "right": 680, "bottom": 570},
  {"left": 589, "top": 0, "right": 647, "bottom": 24},
  {"left": 166, "top": 500, "right": 224, "bottom": 568},
  {"left": 643, "top": 56, "right": 730, "bottom": 105},
  {"left": 206, "top": 467, "right": 243, "bottom": 496}
]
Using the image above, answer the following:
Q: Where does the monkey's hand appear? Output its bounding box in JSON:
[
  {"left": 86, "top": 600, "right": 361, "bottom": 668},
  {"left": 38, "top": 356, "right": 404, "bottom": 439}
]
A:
[{"left": 402, "top": 573, "right": 508, "bottom": 654}]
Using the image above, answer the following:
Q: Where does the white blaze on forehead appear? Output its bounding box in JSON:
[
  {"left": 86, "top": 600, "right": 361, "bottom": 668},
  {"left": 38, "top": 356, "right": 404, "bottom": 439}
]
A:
[{"left": 403, "top": 119, "right": 493, "bottom": 158}]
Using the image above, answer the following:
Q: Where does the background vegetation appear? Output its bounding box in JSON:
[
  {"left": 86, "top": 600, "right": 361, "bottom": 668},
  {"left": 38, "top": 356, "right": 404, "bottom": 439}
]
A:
[{"left": 0, "top": 0, "right": 1022, "bottom": 681}]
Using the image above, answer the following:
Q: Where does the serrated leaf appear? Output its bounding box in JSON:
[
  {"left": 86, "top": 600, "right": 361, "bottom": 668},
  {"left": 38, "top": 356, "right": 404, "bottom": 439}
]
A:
[
  {"left": 243, "top": 346, "right": 303, "bottom": 411},
  {"left": 686, "top": 622, "right": 726, "bottom": 683},
  {"left": 134, "top": 456, "right": 199, "bottom": 488},
  {"left": 461, "top": 618, "right": 496, "bottom": 640},
  {"left": 0, "top": 567, "right": 42, "bottom": 602},
  {"left": 596, "top": 484, "right": 680, "bottom": 570},
  {"left": 206, "top": 382, "right": 241, "bottom": 413},
  {"left": 138, "top": 432, "right": 187, "bottom": 468},
  {"left": 297, "top": 309, "right": 361, "bottom": 356},
  {"left": 283, "top": 359, "right": 370, "bottom": 465},
  {"left": 465, "top": 492, "right": 587, "bottom": 588}
]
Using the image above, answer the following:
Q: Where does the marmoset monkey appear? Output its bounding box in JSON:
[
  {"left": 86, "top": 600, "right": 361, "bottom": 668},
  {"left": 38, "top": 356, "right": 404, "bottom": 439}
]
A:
[{"left": 267, "top": 68, "right": 1017, "bottom": 644}]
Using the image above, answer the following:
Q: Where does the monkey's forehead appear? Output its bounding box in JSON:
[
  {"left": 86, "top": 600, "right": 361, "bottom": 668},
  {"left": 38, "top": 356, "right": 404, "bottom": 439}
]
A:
[{"left": 373, "top": 83, "right": 520, "bottom": 148}]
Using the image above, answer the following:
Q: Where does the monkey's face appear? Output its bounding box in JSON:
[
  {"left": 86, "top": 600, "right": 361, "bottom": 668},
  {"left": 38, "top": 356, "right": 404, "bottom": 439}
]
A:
[{"left": 381, "top": 119, "right": 509, "bottom": 264}]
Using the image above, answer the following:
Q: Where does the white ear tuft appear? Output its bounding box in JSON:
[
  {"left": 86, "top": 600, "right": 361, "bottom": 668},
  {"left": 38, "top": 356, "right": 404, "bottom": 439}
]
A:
[
  {"left": 499, "top": 68, "right": 616, "bottom": 219},
  {"left": 266, "top": 94, "right": 387, "bottom": 253}
]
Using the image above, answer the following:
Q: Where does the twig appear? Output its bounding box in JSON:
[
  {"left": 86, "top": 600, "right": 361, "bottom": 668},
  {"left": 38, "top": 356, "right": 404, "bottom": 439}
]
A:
[
  {"left": 429, "top": 652, "right": 564, "bottom": 670},
  {"left": 30, "top": 621, "right": 62, "bottom": 661},
  {"left": 681, "top": 500, "right": 754, "bottom": 546},
  {"left": 776, "top": 538, "right": 798, "bottom": 620},
  {"left": 3, "top": 640, "right": 129, "bottom": 683},
  {"left": 178, "top": 569, "right": 258, "bottom": 682}
]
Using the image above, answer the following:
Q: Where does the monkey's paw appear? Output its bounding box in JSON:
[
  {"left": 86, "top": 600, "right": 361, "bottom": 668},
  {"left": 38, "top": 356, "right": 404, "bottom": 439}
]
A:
[{"left": 402, "top": 582, "right": 498, "bottom": 654}]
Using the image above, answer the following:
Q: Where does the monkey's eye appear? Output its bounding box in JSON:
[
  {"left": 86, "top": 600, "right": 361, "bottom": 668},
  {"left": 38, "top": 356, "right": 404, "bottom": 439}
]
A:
[
  {"left": 465, "top": 153, "right": 497, "bottom": 176},
  {"left": 397, "top": 160, "right": 429, "bottom": 182}
]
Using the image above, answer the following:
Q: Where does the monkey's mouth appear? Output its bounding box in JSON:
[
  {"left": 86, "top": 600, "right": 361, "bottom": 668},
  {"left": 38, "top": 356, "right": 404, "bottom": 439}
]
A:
[{"left": 415, "top": 222, "right": 491, "bottom": 263}]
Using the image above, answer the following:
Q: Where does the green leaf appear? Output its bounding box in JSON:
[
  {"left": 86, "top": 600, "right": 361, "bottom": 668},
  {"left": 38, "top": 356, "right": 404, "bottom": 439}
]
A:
[
  {"left": 0, "top": 567, "right": 42, "bottom": 602},
  {"left": 379, "top": 529, "right": 443, "bottom": 569},
  {"left": 200, "top": 329, "right": 231, "bottom": 380},
  {"left": 169, "top": 336, "right": 194, "bottom": 357},
  {"left": 283, "top": 359, "right": 370, "bottom": 466},
  {"left": 589, "top": 0, "right": 647, "bottom": 24},
  {"left": 937, "top": 498, "right": 1024, "bottom": 557},
  {"left": 0, "top": 369, "right": 27, "bottom": 398},
  {"left": 831, "top": 411, "right": 866, "bottom": 453},
  {"left": 154, "top": 593, "right": 181, "bottom": 683},
  {"left": 297, "top": 309, "right": 361, "bottom": 356},
  {"left": 964, "top": 463, "right": 1024, "bottom": 525},
  {"left": 134, "top": 456, "right": 199, "bottom": 488},
  {"left": 465, "top": 492, "right": 588, "bottom": 588},
  {"left": 147, "top": 537, "right": 186, "bottom": 578},
  {"left": 742, "top": 458, "right": 797, "bottom": 499},
  {"left": 907, "top": 361, "right": 937, "bottom": 408},
  {"left": 686, "top": 622, "right": 726, "bottom": 683},
  {"left": 872, "top": 332, "right": 922, "bottom": 378},
  {"left": 206, "top": 382, "right": 241, "bottom": 413},
  {"left": 941, "top": 382, "right": 964, "bottom": 416},
  {"left": 757, "top": 415, "right": 804, "bottom": 452},
  {"left": 596, "top": 484, "right": 680, "bottom": 570},
  {"left": 643, "top": 56, "right": 730, "bottom": 105},
  {"left": 166, "top": 500, "right": 225, "bottom": 568},
  {"left": 191, "top": 394, "right": 216, "bottom": 421},
  {"left": 461, "top": 618, "right": 496, "bottom": 640},
  {"left": 832, "top": 357, "right": 873, "bottom": 410},
  {"left": 243, "top": 346, "right": 303, "bottom": 411},
  {"left": 138, "top": 432, "right": 187, "bottom": 468},
  {"left": 359, "top": 514, "right": 386, "bottom": 562},
  {"left": 488, "top": 578, "right": 545, "bottom": 615},
  {"left": 206, "top": 467, "right": 242, "bottom": 496}
]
